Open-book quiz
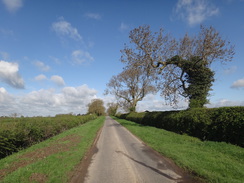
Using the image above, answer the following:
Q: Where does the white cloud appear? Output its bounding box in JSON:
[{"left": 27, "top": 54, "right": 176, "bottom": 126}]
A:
[
  {"left": 52, "top": 18, "right": 82, "bottom": 41},
  {"left": 34, "top": 74, "right": 47, "bottom": 81},
  {"left": 206, "top": 99, "right": 244, "bottom": 108},
  {"left": 34, "top": 61, "right": 50, "bottom": 71},
  {"left": 2, "top": 0, "right": 23, "bottom": 13},
  {"left": 174, "top": 0, "right": 219, "bottom": 26},
  {"left": 20, "top": 85, "right": 97, "bottom": 116},
  {"left": 137, "top": 94, "right": 188, "bottom": 112},
  {"left": 71, "top": 50, "right": 94, "bottom": 64},
  {"left": 103, "top": 93, "right": 188, "bottom": 113},
  {"left": 138, "top": 94, "right": 244, "bottom": 111},
  {"left": 119, "top": 22, "right": 130, "bottom": 32},
  {"left": 0, "top": 85, "right": 98, "bottom": 116},
  {"left": 0, "top": 88, "right": 15, "bottom": 115},
  {"left": 0, "top": 60, "right": 25, "bottom": 89},
  {"left": 21, "top": 88, "right": 58, "bottom": 107},
  {"left": 62, "top": 85, "right": 97, "bottom": 104},
  {"left": 50, "top": 75, "right": 65, "bottom": 87},
  {"left": 34, "top": 74, "right": 65, "bottom": 87},
  {"left": 0, "top": 87, "right": 14, "bottom": 103},
  {"left": 35, "top": 74, "right": 47, "bottom": 81},
  {"left": 231, "top": 78, "right": 244, "bottom": 89},
  {"left": 85, "top": 13, "right": 101, "bottom": 20}
]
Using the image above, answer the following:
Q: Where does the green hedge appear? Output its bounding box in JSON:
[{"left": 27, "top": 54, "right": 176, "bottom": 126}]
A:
[
  {"left": 116, "top": 107, "right": 244, "bottom": 147},
  {"left": 0, "top": 114, "right": 97, "bottom": 159}
]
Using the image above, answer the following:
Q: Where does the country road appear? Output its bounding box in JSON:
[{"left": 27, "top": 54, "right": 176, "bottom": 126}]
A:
[{"left": 84, "top": 116, "right": 197, "bottom": 183}]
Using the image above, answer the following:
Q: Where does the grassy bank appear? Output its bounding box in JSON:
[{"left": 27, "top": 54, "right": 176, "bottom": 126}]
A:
[
  {"left": 0, "top": 116, "right": 105, "bottom": 183},
  {"left": 117, "top": 107, "right": 244, "bottom": 147},
  {"left": 114, "top": 117, "right": 244, "bottom": 183}
]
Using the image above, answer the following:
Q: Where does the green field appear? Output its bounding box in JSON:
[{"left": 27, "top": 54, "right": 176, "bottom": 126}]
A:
[
  {"left": 114, "top": 117, "right": 244, "bottom": 183},
  {"left": 0, "top": 116, "right": 105, "bottom": 183}
]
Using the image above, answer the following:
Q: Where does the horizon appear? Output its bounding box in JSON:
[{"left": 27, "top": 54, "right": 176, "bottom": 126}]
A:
[{"left": 0, "top": 0, "right": 244, "bottom": 117}]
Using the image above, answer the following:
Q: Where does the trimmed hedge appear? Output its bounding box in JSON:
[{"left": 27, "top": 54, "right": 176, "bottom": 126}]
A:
[
  {"left": 116, "top": 107, "right": 244, "bottom": 147},
  {"left": 0, "top": 114, "right": 97, "bottom": 159}
]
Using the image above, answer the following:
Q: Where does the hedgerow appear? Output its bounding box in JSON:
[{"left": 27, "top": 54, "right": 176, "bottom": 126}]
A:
[
  {"left": 0, "top": 114, "right": 97, "bottom": 159},
  {"left": 116, "top": 107, "right": 244, "bottom": 147}
]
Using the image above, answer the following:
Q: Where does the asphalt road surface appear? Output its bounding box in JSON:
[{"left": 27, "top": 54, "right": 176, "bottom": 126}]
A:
[{"left": 84, "top": 116, "right": 197, "bottom": 183}]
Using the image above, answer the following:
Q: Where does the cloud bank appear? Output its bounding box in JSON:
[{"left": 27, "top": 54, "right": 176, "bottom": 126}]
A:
[
  {"left": 0, "top": 60, "right": 25, "bottom": 89},
  {"left": 0, "top": 85, "right": 97, "bottom": 116}
]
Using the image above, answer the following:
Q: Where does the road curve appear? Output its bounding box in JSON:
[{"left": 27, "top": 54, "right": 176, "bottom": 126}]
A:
[{"left": 84, "top": 116, "right": 197, "bottom": 183}]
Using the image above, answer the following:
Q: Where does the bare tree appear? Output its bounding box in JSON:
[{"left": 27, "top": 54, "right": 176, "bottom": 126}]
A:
[
  {"left": 121, "top": 25, "right": 234, "bottom": 108},
  {"left": 87, "top": 99, "right": 105, "bottom": 116},
  {"left": 105, "top": 67, "right": 156, "bottom": 112}
]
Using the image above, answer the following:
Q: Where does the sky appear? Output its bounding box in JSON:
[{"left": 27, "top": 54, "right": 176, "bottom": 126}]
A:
[{"left": 0, "top": 0, "right": 244, "bottom": 116}]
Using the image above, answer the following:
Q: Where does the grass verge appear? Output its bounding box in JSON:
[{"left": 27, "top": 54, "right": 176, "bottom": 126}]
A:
[
  {"left": 0, "top": 116, "right": 105, "bottom": 183},
  {"left": 113, "top": 117, "right": 244, "bottom": 183}
]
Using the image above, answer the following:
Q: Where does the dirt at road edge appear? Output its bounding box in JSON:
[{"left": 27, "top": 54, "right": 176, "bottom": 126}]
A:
[{"left": 68, "top": 124, "right": 103, "bottom": 183}]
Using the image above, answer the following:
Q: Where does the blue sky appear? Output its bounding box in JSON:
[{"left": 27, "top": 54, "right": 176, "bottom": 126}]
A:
[{"left": 0, "top": 0, "right": 243, "bottom": 116}]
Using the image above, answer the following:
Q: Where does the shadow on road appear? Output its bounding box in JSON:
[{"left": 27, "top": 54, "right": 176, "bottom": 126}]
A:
[
  {"left": 115, "top": 150, "right": 179, "bottom": 181},
  {"left": 107, "top": 123, "right": 121, "bottom": 127}
]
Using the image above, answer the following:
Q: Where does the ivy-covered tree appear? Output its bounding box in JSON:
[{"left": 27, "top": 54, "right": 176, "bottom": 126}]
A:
[{"left": 121, "top": 25, "right": 234, "bottom": 108}]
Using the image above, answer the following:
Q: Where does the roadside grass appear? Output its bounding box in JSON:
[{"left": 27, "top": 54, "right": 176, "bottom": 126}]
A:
[
  {"left": 0, "top": 116, "right": 105, "bottom": 183},
  {"left": 113, "top": 117, "right": 244, "bottom": 183}
]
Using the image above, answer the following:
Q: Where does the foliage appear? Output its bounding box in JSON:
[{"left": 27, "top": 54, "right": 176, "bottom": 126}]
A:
[
  {"left": 87, "top": 99, "right": 106, "bottom": 116},
  {"left": 115, "top": 117, "right": 244, "bottom": 183},
  {"left": 105, "top": 64, "right": 156, "bottom": 112},
  {"left": 106, "top": 102, "right": 119, "bottom": 116},
  {"left": 165, "top": 55, "right": 215, "bottom": 108},
  {"left": 116, "top": 106, "right": 244, "bottom": 147},
  {"left": 0, "top": 114, "right": 97, "bottom": 159},
  {"left": 121, "top": 25, "right": 234, "bottom": 108}
]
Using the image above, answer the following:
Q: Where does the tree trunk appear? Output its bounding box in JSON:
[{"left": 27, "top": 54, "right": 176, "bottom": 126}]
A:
[{"left": 129, "top": 100, "right": 137, "bottom": 112}]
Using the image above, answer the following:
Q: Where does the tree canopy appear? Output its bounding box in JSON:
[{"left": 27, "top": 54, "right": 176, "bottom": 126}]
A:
[
  {"left": 87, "top": 99, "right": 105, "bottom": 116},
  {"left": 105, "top": 66, "right": 156, "bottom": 112},
  {"left": 121, "top": 25, "right": 235, "bottom": 108}
]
